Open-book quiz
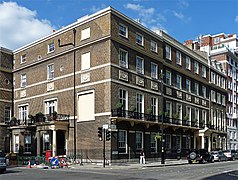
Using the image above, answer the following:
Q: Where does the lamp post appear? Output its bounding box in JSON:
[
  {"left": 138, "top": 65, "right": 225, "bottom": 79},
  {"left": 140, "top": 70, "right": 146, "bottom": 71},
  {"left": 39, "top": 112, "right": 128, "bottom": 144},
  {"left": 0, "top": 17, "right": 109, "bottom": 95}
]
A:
[
  {"left": 160, "top": 69, "right": 165, "bottom": 164},
  {"left": 58, "top": 28, "right": 76, "bottom": 161}
]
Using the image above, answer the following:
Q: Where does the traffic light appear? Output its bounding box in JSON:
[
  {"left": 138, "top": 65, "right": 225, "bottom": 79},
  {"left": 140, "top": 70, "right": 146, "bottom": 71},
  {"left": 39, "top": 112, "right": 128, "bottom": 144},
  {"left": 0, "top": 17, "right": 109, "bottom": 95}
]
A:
[
  {"left": 98, "top": 127, "right": 102, "bottom": 141},
  {"left": 106, "top": 129, "right": 111, "bottom": 141}
]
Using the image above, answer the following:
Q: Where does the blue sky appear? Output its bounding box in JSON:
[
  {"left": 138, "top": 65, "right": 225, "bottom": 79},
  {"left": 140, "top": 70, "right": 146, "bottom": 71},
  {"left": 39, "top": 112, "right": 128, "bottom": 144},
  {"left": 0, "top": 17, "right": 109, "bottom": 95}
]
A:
[{"left": 0, "top": 0, "right": 237, "bottom": 50}]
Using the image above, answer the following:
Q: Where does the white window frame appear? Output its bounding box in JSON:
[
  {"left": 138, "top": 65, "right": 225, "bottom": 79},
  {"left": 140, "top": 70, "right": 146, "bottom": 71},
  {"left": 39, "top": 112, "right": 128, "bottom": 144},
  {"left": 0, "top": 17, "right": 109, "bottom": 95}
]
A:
[
  {"left": 81, "top": 27, "right": 90, "bottom": 40},
  {"left": 165, "top": 70, "right": 171, "bottom": 85},
  {"left": 217, "top": 93, "right": 221, "bottom": 104},
  {"left": 186, "top": 106, "right": 191, "bottom": 121},
  {"left": 151, "top": 62, "right": 158, "bottom": 79},
  {"left": 21, "top": 74, "right": 26, "bottom": 88},
  {"left": 119, "top": 89, "right": 128, "bottom": 110},
  {"left": 118, "top": 130, "right": 127, "bottom": 153},
  {"left": 194, "top": 61, "right": 199, "bottom": 74},
  {"left": 136, "top": 131, "right": 143, "bottom": 150},
  {"left": 48, "top": 42, "right": 55, "bottom": 53},
  {"left": 151, "top": 97, "right": 158, "bottom": 115},
  {"left": 186, "top": 79, "right": 191, "bottom": 92},
  {"left": 211, "top": 90, "right": 216, "bottom": 102},
  {"left": 176, "top": 51, "right": 181, "bottom": 65},
  {"left": 21, "top": 54, "right": 26, "bottom": 64},
  {"left": 119, "top": 24, "right": 128, "bottom": 38},
  {"left": 136, "top": 33, "right": 144, "bottom": 46},
  {"left": 18, "top": 105, "right": 28, "bottom": 121},
  {"left": 186, "top": 56, "right": 191, "bottom": 70},
  {"left": 150, "top": 40, "right": 157, "bottom": 52},
  {"left": 202, "top": 65, "right": 207, "bottom": 78},
  {"left": 47, "top": 64, "right": 54, "bottom": 80},
  {"left": 43, "top": 133, "right": 50, "bottom": 152},
  {"left": 77, "top": 89, "right": 95, "bottom": 122},
  {"left": 14, "top": 134, "right": 19, "bottom": 153},
  {"left": 166, "top": 101, "right": 172, "bottom": 118},
  {"left": 202, "top": 86, "right": 206, "bottom": 98},
  {"left": 4, "top": 106, "right": 11, "bottom": 124},
  {"left": 119, "top": 49, "right": 128, "bottom": 68},
  {"left": 150, "top": 132, "right": 157, "bottom": 153},
  {"left": 24, "top": 134, "right": 31, "bottom": 153},
  {"left": 202, "top": 110, "right": 207, "bottom": 125},
  {"left": 165, "top": 45, "right": 171, "bottom": 60},
  {"left": 176, "top": 103, "right": 182, "bottom": 120},
  {"left": 194, "top": 82, "right": 199, "bottom": 95},
  {"left": 222, "top": 95, "right": 226, "bottom": 105},
  {"left": 81, "top": 52, "right": 91, "bottom": 71},
  {"left": 176, "top": 74, "right": 182, "bottom": 89},
  {"left": 44, "top": 98, "right": 57, "bottom": 115},
  {"left": 136, "top": 93, "right": 144, "bottom": 113},
  {"left": 136, "top": 56, "right": 144, "bottom": 74},
  {"left": 195, "top": 108, "right": 199, "bottom": 123}
]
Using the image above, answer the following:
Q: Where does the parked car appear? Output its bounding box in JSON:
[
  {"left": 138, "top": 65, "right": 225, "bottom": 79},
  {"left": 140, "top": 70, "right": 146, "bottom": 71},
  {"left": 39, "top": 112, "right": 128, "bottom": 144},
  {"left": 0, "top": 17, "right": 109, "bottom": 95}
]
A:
[
  {"left": 231, "top": 150, "right": 238, "bottom": 159},
  {"left": 223, "top": 150, "right": 237, "bottom": 161},
  {"left": 211, "top": 151, "right": 227, "bottom": 162},
  {"left": 187, "top": 149, "right": 214, "bottom": 164},
  {"left": 0, "top": 151, "right": 6, "bottom": 173}
]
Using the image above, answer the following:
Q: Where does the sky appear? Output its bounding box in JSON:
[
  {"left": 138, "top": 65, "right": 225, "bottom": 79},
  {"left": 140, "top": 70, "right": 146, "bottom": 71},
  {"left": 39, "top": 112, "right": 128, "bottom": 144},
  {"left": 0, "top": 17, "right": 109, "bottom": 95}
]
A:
[{"left": 0, "top": 0, "right": 238, "bottom": 50}]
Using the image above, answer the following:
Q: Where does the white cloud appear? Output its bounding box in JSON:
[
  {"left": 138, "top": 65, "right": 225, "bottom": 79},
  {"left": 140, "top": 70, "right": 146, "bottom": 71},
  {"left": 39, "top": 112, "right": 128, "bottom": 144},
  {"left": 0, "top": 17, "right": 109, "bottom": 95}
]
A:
[
  {"left": 173, "top": 10, "right": 191, "bottom": 22},
  {"left": 157, "top": 14, "right": 167, "bottom": 22},
  {"left": 151, "top": 26, "right": 168, "bottom": 34},
  {"left": 90, "top": 4, "right": 106, "bottom": 13},
  {"left": 124, "top": 3, "right": 155, "bottom": 25},
  {"left": 235, "top": 16, "right": 238, "bottom": 23},
  {"left": 0, "top": 2, "right": 54, "bottom": 50},
  {"left": 177, "top": 0, "right": 189, "bottom": 9},
  {"left": 173, "top": 11, "right": 184, "bottom": 20}
]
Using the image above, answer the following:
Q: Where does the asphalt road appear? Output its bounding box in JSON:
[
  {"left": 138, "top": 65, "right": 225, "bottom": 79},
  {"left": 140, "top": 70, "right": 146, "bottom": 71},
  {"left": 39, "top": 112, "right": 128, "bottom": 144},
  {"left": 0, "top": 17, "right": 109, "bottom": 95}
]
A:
[{"left": 0, "top": 161, "right": 238, "bottom": 180}]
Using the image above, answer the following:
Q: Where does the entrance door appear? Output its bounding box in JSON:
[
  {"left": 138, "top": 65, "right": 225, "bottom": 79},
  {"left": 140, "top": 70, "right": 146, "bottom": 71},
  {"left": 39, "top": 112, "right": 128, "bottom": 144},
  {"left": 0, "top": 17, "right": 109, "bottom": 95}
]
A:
[{"left": 56, "top": 130, "right": 65, "bottom": 155}]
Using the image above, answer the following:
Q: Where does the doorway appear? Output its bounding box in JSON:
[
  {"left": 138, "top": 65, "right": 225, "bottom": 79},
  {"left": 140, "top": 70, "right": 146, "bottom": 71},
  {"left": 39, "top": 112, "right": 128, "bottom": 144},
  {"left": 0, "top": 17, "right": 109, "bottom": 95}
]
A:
[{"left": 56, "top": 130, "right": 65, "bottom": 155}]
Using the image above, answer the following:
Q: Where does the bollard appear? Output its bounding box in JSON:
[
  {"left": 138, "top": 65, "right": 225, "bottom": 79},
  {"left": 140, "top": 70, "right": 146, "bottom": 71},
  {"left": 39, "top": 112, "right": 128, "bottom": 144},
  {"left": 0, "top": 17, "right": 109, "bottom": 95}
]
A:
[{"left": 27, "top": 160, "right": 31, "bottom": 168}]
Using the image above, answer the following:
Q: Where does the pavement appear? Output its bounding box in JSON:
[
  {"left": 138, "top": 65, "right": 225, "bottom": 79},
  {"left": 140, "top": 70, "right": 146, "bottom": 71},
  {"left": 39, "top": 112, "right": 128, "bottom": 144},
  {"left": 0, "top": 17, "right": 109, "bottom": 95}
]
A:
[
  {"left": 69, "top": 159, "right": 189, "bottom": 170},
  {"left": 10, "top": 158, "right": 188, "bottom": 170}
]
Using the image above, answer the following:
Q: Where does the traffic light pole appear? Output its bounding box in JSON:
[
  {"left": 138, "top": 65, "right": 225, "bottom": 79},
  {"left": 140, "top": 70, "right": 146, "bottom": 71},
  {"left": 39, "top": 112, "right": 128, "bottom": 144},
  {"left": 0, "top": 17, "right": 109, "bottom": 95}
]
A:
[{"left": 103, "top": 128, "right": 106, "bottom": 168}]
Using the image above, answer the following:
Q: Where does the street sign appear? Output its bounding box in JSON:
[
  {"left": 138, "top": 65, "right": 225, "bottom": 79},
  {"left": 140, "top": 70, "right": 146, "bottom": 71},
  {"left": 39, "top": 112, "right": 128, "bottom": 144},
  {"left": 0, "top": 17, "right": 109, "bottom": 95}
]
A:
[
  {"left": 102, "top": 124, "right": 108, "bottom": 129},
  {"left": 50, "top": 157, "right": 59, "bottom": 166}
]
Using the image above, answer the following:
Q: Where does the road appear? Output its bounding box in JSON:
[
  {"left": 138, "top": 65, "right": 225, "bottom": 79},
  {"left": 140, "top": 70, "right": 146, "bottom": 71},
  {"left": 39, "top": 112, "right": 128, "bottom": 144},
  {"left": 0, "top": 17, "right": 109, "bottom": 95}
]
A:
[{"left": 0, "top": 161, "right": 238, "bottom": 180}]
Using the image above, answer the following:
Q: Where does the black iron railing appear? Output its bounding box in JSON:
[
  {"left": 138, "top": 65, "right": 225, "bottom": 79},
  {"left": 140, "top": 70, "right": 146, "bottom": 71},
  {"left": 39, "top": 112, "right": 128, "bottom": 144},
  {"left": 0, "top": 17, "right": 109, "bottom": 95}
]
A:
[
  {"left": 9, "top": 114, "right": 69, "bottom": 126},
  {"left": 111, "top": 109, "right": 227, "bottom": 132}
]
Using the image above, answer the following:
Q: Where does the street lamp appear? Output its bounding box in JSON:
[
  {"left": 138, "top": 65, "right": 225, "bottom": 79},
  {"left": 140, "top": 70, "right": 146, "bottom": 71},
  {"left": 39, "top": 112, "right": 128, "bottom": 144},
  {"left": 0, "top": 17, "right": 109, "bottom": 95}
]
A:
[
  {"left": 160, "top": 69, "right": 165, "bottom": 164},
  {"left": 58, "top": 28, "right": 76, "bottom": 161}
]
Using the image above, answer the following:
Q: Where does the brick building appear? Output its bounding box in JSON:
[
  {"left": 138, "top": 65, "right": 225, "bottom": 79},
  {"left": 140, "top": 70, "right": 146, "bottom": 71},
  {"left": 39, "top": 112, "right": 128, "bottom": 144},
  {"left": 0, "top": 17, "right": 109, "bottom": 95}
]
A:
[
  {"left": 9, "top": 7, "right": 227, "bottom": 162},
  {"left": 0, "top": 47, "right": 13, "bottom": 153},
  {"left": 185, "top": 33, "right": 238, "bottom": 150}
]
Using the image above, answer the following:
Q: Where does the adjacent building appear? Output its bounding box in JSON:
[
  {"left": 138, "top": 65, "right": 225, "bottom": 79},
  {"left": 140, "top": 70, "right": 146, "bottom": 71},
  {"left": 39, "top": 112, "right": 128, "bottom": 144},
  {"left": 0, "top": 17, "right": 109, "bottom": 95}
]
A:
[
  {"left": 8, "top": 7, "right": 227, "bottom": 163},
  {"left": 185, "top": 33, "right": 238, "bottom": 150},
  {"left": 0, "top": 47, "right": 13, "bottom": 153}
]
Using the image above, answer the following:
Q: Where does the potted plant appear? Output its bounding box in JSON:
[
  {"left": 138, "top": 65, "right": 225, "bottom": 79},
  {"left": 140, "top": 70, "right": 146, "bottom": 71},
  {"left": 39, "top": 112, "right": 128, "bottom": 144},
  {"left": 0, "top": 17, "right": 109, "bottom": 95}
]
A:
[
  {"left": 183, "top": 115, "right": 189, "bottom": 125},
  {"left": 164, "top": 112, "right": 169, "bottom": 117},
  {"left": 11, "top": 116, "right": 17, "bottom": 121},
  {"left": 116, "top": 102, "right": 123, "bottom": 117},
  {"left": 53, "top": 111, "right": 58, "bottom": 120},
  {"left": 28, "top": 114, "right": 33, "bottom": 119},
  {"left": 200, "top": 119, "right": 205, "bottom": 127},
  {"left": 146, "top": 108, "right": 153, "bottom": 115},
  {"left": 192, "top": 118, "right": 198, "bottom": 127},
  {"left": 129, "top": 106, "right": 136, "bottom": 118},
  {"left": 36, "top": 112, "right": 44, "bottom": 122},
  {"left": 116, "top": 102, "right": 123, "bottom": 110},
  {"left": 173, "top": 114, "right": 179, "bottom": 124}
]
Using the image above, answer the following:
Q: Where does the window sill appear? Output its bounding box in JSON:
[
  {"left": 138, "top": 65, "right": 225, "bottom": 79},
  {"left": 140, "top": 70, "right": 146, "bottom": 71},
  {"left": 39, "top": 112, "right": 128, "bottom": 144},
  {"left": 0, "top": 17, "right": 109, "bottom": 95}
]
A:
[
  {"left": 119, "top": 34, "right": 128, "bottom": 39},
  {"left": 47, "top": 50, "right": 55, "bottom": 54}
]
